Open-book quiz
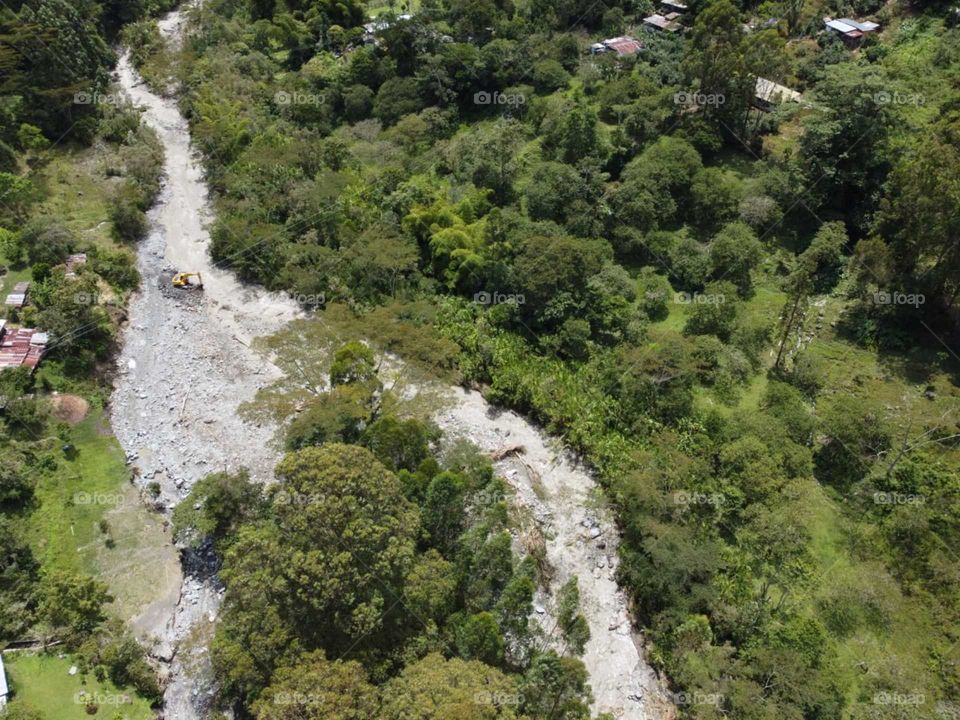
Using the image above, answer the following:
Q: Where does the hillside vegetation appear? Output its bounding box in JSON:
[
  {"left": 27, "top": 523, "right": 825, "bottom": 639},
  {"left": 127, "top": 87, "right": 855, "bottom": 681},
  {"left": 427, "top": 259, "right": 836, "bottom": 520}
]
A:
[{"left": 154, "top": 0, "right": 960, "bottom": 716}]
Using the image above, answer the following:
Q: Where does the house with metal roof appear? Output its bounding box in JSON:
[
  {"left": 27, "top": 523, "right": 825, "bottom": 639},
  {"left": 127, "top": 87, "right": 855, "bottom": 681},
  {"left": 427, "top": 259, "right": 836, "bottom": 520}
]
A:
[
  {"left": 0, "top": 326, "right": 48, "bottom": 370},
  {"left": 591, "top": 36, "right": 644, "bottom": 56},
  {"left": 4, "top": 281, "right": 29, "bottom": 309},
  {"left": 643, "top": 13, "right": 683, "bottom": 32},
  {"left": 824, "top": 17, "right": 880, "bottom": 45},
  {"left": 754, "top": 77, "right": 802, "bottom": 110}
]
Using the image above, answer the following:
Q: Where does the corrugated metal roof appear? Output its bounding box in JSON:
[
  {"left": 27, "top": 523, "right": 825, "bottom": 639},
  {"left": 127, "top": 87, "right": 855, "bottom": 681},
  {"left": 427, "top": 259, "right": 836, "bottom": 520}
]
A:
[
  {"left": 602, "top": 36, "right": 643, "bottom": 55},
  {"left": 0, "top": 327, "right": 48, "bottom": 369},
  {"left": 755, "top": 77, "right": 802, "bottom": 104},
  {"left": 826, "top": 19, "right": 858, "bottom": 33},
  {"left": 644, "top": 13, "right": 681, "bottom": 31},
  {"left": 4, "top": 282, "right": 29, "bottom": 308},
  {"left": 838, "top": 17, "right": 879, "bottom": 31}
]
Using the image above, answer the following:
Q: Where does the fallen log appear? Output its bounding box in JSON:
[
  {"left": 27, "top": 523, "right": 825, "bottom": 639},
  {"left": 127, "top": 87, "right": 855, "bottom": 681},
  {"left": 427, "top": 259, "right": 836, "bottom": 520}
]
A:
[{"left": 489, "top": 444, "right": 525, "bottom": 461}]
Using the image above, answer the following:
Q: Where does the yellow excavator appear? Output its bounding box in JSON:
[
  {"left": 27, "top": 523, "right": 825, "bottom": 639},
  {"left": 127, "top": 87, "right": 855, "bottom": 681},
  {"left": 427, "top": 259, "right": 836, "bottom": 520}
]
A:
[{"left": 171, "top": 272, "right": 203, "bottom": 290}]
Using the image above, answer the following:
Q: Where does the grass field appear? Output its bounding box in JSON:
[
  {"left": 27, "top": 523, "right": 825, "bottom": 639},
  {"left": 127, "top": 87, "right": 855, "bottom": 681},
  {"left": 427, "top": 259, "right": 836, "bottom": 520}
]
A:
[
  {"left": 25, "top": 408, "right": 180, "bottom": 623},
  {"left": 4, "top": 652, "right": 154, "bottom": 719},
  {"left": 32, "top": 145, "right": 124, "bottom": 251}
]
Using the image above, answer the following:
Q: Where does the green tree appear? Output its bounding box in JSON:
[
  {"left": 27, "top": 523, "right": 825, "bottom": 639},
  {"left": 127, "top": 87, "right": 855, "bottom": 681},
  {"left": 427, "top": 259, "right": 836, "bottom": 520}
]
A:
[
  {"left": 800, "top": 63, "right": 895, "bottom": 229},
  {"left": 684, "top": 281, "right": 740, "bottom": 341},
  {"left": 708, "top": 222, "right": 762, "bottom": 296},
  {"left": 691, "top": 167, "right": 744, "bottom": 231},
  {"left": 252, "top": 651, "right": 379, "bottom": 720},
  {"left": 343, "top": 83, "right": 375, "bottom": 121},
  {"left": 329, "top": 341, "right": 377, "bottom": 386},
  {"left": 556, "top": 578, "right": 590, "bottom": 656},
  {"left": 374, "top": 77, "right": 425, "bottom": 126},
  {"left": 39, "top": 571, "right": 111, "bottom": 636},
  {"left": 520, "top": 651, "right": 592, "bottom": 720},
  {"left": 455, "top": 611, "right": 505, "bottom": 665},
  {"left": 212, "top": 444, "right": 421, "bottom": 702},
  {"left": 381, "top": 652, "right": 520, "bottom": 719},
  {"left": 423, "top": 470, "right": 467, "bottom": 553},
  {"left": 876, "top": 136, "right": 960, "bottom": 308},
  {"left": 173, "top": 469, "right": 264, "bottom": 552},
  {"left": 541, "top": 92, "right": 605, "bottom": 164},
  {"left": 446, "top": 119, "right": 527, "bottom": 205},
  {"left": 403, "top": 550, "right": 457, "bottom": 622},
  {"left": 510, "top": 235, "right": 612, "bottom": 331},
  {"left": 614, "top": 137, "right": 702, "bottom": 232},
  {"left": 361, "top": 416, "right": 437, "bottom": 472}
]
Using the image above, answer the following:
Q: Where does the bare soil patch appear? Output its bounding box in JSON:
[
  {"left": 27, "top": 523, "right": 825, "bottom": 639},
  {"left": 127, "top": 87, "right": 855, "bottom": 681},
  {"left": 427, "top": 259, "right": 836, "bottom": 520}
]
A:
[{"left": 50, "top": 393, "right": 90, "bottom": 424}]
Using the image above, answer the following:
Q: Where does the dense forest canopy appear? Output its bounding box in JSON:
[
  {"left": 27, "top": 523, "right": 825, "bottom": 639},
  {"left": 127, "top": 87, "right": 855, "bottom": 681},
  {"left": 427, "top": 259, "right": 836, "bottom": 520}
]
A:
[{"left": 1, "top": 0, "right": 960, "bottom": 717}]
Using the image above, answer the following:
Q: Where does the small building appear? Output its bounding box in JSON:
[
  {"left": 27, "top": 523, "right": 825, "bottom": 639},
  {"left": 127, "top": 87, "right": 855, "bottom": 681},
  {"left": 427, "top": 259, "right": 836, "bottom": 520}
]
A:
[
  {"left": 824, "top": 17, "right": 880, "bottom": 46},
  {"left": 65, "top": 253, "right": 88, "bottom": 278},
  {"left": 754, "top": 77, "right": 802, "bottom": 110},
  {"left": 643, "top": 13, "right": 683, "bottom": 32},
  {"left": 591, "top": 35, "right": 643, "bottom": 56},
  {"left": 4, "top": 281, "right": 29, "bottom": 309},
  {"left": 0, "top": 327, "right": 48, "bottom": 370},
  {"left": 660, "top": 0, "right": 688, "bottom": 13},
  {"left": 0, "top": 653, "right": 7, "bottom": 707}
]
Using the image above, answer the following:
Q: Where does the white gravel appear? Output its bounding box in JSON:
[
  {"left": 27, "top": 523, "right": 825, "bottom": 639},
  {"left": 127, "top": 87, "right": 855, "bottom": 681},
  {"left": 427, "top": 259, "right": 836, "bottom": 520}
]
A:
[
  {"left": 111, "top": 11, "right": 301, "bottom": 716},
  {"left": 435, "top": 388, "right": 675, "bottom": 720},
  {"left": 110, "top": 7, "right": 675, "bottom": 720}
]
